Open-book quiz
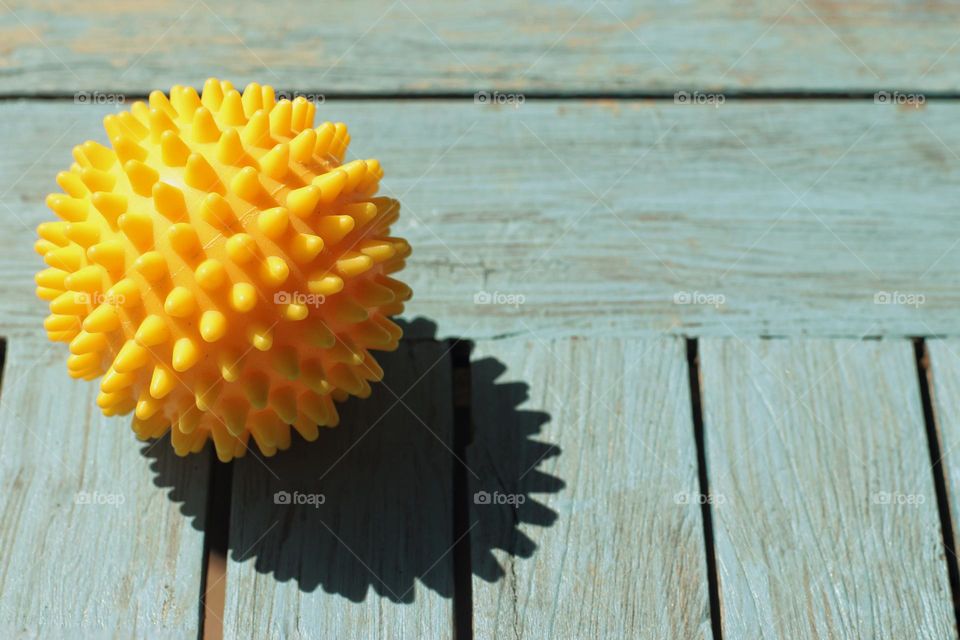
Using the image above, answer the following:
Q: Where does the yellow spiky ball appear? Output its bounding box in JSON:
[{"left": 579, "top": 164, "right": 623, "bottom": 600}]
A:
[{"left": 34, "top": 78, "right": 411, "bottom": 461}]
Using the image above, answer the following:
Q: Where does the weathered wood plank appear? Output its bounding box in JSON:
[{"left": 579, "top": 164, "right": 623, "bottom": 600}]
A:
[
  {"left": 223, "top": 339, "right": 455, "bottom": 639},
  {"left": 2, "top": 1, "right": 960, "bottom": 94},
  {"left": 924, "top": 338, "right": 960, "bottom": 592},
  {"left": 8, "top": 100, "right": 960, "bottom": 339},
  {"left": 468, "top": 337, "right": 710, "bottom": 638},
  {"left": 0, "top": 331, "right": 209, "bottom": 638},
  {"left": 700, "top": 338, "right": 954, "bottom": 639}
]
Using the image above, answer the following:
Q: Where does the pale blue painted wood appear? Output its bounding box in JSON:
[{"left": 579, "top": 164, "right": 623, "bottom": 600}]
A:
[
  {"left": 923, "top": 339, "right": 960, "bottom": 595},
  {"left": 468, "top": 337, "right": 710, "bottom": 639},
  {"left": 7, "top": 100, "right": 960, "bottom": 339},
  {"left": 0, "top": 331, "right": 209, "bottom": 638},
  {"left": 1, "top": 1, "right": 959, "bottom": 93},
  {"left": 700, "top": 338, "right": 955, "bottom": 639}
]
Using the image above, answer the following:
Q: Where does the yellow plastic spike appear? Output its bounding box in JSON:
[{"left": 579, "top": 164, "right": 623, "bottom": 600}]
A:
[
  {"left": 225, "top": 233, "right": 257, "bottom": 264},
  {"left": 219, "top": 90, "right": 246, "bottom": 126},
  {"left": 200, "top": 310, "right": 228, "bottom": 342},
  {"left": 313, "top": 169, "right": 347, "bottom": 204},
  {"left": 136, "top": 315, "right": 170, "bottom": 346},
  {"left": 241, "top": 82, "right": 263, "bottom": 117},
  {"left": 70, "top": 330, "right": 109, "bottom": 355},
  {"left": 82, "top": 167, "right": 115, "bottom": 192},
  {"left": 46, "top": 194, "right": 88, "bottom": 222},
  {"left": 259, "top": 143, "right": 289, "bottom": 180},
  {"left": 64, "top": 265, "right": 103, "bottom": 292},
  {"left": 112, "top": 135, "right": 147, "bottom": 164},
  {"left": 289, "top": 233, "right": 323, "bottom": 263},
  {"left": 192, "top": 107, "right": 220, "bottom": 143},
  {"left": 45, "top": 244, "right": 84, "bottom": 271},
  {"left": 172, "top": 337, "right": 201, "bottom": 372},
  {"left": 164, "top": 286, "right": 197, "bottom": 318},
  {"left": 260, "top": 256, "right": 289, "bottom": 286},
  {"left": 153, "top": 181, "right": 187, "bottom": 220},
  {"left": 150, "top": 365, "right": 177, "bottom": 399},
  {"left": 36, "top": 267, "right": 68, "bottom": 289},
  {"left": 35, "top": 78, "right": 411, "bottom": 460},
  {"left": 257, "top": 207, "right": 289, "bottom": 239},
  {"left": 290, "top": 129, "right": 316, "bottom": 163},
  {"left": 216, "top": 129, "right": 245, "bottom": 165},
  {"left": 123, "top": 160, "right": 159, "bottom": 196},
  {"left": 195, "top": 259, "right": 227, "bottom": 290},
  {"left": 81, "top": 141, "right": 115, "bottom": 170},
  {"left": 241, "top": 110, "right": 271, "bottom": 147},
  {"left": 149, "top": 108, "right": 178, "bottom": 142},
  {"left": 118, "top": 212, "right": 153, "bottom": 248},
  {"left": 201, "top": 78, "right": 224, "bottom": 111},
  {"left": 230, "top": 282, "right": 257, "bottom": 312},
  {"left": 114, "top": 340, "right": 151, "bottom": 373},
  {"left": 50, "top": 292, "right": 87, "bottom": 316},
  {"left": 307, "top": 273, "right": 344, "bottom": 296},
  {"left": 167, "top": 223, "right": 202, "bottom": 257},
  {"left": 230, "top": 166, "right": 271, "bottom": 204},
  {"left": 286, "top": 184, "right": 321, "bottom": 219},
  {"left": 314, "top": 122, "right": 336, "bottom": 156},
  {"left": 269, "top": 100, "right": 293, "bottom": 137},
  {"left": 107, "top": 278, "right": 140, "bottom": 308},
  {"left": 90, "top": 192, "right": 127, "bottom": 225},
  {"left": 222, "top": 398, "right": 248, "bottom": 436},
  {"left": 87, "top": 241, "right": 126, "bottom": 272},
  {"left": 161, "top": 130, "right": 191, "bottom": 166},
  {"left": 171, "top": 85, "right": 201, "bottom": 119},
  {"left": 65, "top": 222, "right": 100, "bottom": 248},
  {"left": 133, "top": 251, "right": 168, "bottom": 282},
  {"left": 315, "top": 215, "right": 355, "bottom": 244},
  {"left": 185, "top": 153, "right": 223, "bottom": 193},
  {"left": 198, "top": 192, "right": 237, "bottom": 230},
  {"left": 83, "top": 304, "right": 121, "bottom": 333}
]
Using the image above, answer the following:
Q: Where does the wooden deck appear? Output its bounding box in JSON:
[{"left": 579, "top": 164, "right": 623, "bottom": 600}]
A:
[{"left": 3, "top": 1, "right": 960, "bottom": 638}]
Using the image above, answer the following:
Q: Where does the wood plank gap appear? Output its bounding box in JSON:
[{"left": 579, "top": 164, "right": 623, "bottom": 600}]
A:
[
  {"left": 0, "top": 338, "right": 7, "bottom": 394},
  {"left": 686, "top": 338, "right": 723, "bottom": 640},
  {"left": 200, "top": 452, "right": 234, "bottom": 640},
  {"left": 914, "top": 337, "right": 960, "bottom": 636},
  {"left": 10, "top": 91, "right": 960, "bottom": 103},
  {"left": 451, "top": 338, "right": 475, "bottom": 640}
]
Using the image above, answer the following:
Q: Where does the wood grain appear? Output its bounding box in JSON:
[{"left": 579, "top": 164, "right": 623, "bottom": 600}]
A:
[
  {"left": 223, "top": 339, "right": 456, "bottom": 639},
  {"left": 923, "top": 338, "right": 960, "bottom": 594},
  {"left": 7, "top": 100, "right": 960, "bottom": 339},
  {"left": 2, "top": 1, "right": 960, "bottom": 94},
  {"left": 700, "top": 338, "right": 955, "bottom": 639},
  {"left": 0, "top": 331, "right": 209, "bottom": 638},
  {"left": 468, "top": 337, "right": 710, "bottom": 639}
]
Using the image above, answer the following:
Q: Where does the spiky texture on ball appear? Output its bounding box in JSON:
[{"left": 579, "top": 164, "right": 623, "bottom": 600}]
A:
[{"left": 34, "top": 78, "right": 411, "bottom": 461}]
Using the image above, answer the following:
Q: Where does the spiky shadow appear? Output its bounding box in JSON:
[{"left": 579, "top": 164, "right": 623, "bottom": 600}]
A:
[{"left": 143, "top": 316, "right": 562, "bottom": 602}]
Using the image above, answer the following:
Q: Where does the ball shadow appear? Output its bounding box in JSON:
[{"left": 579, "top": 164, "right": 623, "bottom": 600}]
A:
[{"left": 142, "top": 316, "right": 563, "bottom": 602}]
